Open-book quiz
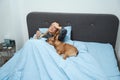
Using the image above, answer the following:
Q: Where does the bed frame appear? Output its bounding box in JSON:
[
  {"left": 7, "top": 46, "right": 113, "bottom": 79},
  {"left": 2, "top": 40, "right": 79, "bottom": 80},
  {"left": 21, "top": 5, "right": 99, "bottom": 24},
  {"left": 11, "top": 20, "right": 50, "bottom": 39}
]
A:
[{"left": 27, "top": 12, "right": 119, "bottom": 48}]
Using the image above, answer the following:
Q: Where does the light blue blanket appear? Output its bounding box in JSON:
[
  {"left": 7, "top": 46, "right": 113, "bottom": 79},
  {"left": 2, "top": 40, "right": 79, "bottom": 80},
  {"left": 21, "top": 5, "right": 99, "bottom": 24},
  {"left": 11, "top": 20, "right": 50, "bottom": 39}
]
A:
[{"left": 0, "top": 38, "right": 108, "bottom": 80}]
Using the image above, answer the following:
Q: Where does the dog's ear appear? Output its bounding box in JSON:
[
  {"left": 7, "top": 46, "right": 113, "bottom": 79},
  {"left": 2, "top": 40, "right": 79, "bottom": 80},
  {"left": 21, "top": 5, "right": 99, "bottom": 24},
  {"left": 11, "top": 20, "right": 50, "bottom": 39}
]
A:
[
  {"left": 52, "top": 36, "right": 56, "bottom": 41},
  {"left": 54, "top": 30, "right": 60, "bottom": 40},
  {"left": 55, "top": 35, "right": 59, "bottom": 40}
]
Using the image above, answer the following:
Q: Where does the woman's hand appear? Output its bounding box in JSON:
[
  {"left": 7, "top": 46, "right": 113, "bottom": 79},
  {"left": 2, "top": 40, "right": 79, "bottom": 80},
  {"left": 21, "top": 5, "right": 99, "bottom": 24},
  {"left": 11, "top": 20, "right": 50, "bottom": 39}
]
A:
[
  {"left": 53, "top": 22, "right": 62, "bottom": 30},
  {"left": 48, "top": 22, "right": 62, "bottom": 34}
]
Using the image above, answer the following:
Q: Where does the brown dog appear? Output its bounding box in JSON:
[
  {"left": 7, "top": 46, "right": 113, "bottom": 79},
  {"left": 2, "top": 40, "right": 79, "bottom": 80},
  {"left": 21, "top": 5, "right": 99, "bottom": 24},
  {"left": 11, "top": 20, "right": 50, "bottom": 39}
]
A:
[{"left": 47, "top": 31, "right": 78, "bottom": 59}]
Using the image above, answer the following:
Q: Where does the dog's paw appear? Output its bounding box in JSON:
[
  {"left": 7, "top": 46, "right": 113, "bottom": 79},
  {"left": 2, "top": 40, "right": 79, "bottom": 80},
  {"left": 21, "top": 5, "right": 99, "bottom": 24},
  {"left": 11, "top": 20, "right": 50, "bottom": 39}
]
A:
[{"left": 63, "top": 54, "right": 68, "bottom": 60}]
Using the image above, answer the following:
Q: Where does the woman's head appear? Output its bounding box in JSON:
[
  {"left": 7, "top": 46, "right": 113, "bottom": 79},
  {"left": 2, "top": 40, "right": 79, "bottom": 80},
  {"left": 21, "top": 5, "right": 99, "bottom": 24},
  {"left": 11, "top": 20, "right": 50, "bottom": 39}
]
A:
[{"left": 48, "top": 22, "right": 59, "bottom": 34}]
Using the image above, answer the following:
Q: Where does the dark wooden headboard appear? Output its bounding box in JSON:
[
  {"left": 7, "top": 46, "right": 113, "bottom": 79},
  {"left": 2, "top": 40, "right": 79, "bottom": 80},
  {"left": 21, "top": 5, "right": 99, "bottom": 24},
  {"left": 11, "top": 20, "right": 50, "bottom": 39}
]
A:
[{"left": 27, "top": 12, "right": 119, "bottom": 48}]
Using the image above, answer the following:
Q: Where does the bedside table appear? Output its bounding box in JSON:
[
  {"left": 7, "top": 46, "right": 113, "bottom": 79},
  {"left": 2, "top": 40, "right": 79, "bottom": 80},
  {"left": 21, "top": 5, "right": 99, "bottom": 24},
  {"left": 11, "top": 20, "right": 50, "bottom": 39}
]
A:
[{"left": 0, "top": 43, "right": 16, "bottom": 67}]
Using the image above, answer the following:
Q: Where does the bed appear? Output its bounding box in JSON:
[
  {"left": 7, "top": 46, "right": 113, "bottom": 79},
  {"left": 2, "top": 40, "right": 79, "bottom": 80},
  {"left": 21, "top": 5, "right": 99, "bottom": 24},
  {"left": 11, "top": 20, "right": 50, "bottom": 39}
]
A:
[
  {"left": 0, "top": 12, "right": 120, "bottom": 80},
  {"left": 27, "top": 12, "right": 120, "bottom": 79}
]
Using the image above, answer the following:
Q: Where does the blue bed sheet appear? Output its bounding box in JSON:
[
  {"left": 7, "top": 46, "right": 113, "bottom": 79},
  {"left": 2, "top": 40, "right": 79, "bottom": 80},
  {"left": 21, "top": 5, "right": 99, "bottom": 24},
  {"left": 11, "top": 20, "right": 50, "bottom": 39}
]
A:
[
  {"left": 82, "top": 41, "right": 120, "bottom": 80},
  {"left": 0, "top": 39, "right": 114, "bottom": 80}
]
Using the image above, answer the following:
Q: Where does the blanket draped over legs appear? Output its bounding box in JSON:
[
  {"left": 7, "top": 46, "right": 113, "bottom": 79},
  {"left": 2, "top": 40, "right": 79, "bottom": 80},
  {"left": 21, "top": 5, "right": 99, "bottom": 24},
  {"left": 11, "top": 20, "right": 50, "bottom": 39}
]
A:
[{"left": 0, "top": 39, "right": 108, "bottom": 80}]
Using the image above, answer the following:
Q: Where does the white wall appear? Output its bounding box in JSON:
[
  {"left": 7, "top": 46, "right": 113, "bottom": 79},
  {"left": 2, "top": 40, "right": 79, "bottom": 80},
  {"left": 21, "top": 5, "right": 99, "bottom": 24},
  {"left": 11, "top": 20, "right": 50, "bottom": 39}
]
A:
[
  {"left": 0, "top": 0, "right": 24, "bottom": 50},
  {"left": 0, "top": 0, "right": 120, "bottom": 60},
  {"left": 0, "top": 0, "right": 12, "bottom": 42}
]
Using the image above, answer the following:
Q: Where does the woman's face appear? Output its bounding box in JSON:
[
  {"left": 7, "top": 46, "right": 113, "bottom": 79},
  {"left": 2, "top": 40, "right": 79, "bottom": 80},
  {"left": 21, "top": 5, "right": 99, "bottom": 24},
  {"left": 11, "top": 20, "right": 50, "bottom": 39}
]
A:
[{"left": 48, "top": 22, "right": 58, "bottom": 34}]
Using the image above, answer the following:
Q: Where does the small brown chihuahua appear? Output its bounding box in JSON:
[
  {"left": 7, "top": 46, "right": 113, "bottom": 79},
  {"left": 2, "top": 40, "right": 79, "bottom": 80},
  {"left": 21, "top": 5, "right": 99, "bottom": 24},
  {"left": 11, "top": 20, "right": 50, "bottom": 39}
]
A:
[{"left": 47, "top": 30, "right": 78, "bottom": 60}]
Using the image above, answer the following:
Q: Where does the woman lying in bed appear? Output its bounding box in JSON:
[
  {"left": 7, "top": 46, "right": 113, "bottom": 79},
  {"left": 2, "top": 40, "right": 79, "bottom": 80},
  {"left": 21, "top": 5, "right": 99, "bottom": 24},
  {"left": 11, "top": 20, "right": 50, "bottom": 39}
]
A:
[
  {"left": 0, "top": 22, "right": 109, "bottom": 80},
  {"left": 34, "top": 22, "right": 67, "bottom": 41}
]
